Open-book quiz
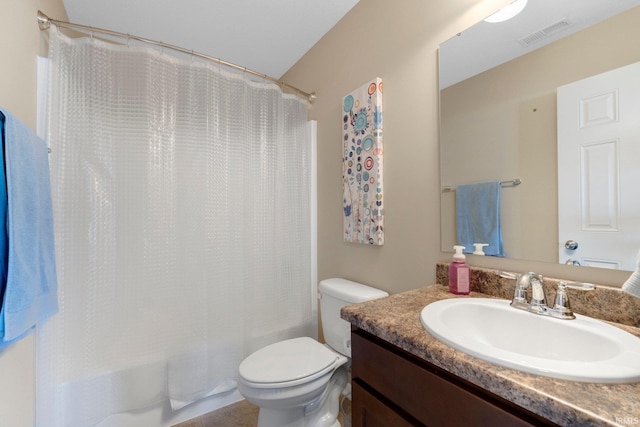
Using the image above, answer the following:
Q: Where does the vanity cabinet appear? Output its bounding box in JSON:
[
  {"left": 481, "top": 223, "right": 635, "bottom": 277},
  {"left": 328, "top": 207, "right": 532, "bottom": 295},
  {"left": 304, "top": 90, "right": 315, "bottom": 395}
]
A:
[{"left": 351, "top": 328, "right": 558, "bottom": 427}]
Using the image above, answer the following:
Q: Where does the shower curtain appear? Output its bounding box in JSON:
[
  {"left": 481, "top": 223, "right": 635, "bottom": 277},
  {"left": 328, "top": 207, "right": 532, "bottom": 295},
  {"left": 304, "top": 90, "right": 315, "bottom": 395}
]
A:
[{"left": 37, "top": 30, "right": 315, "bottom": 426}]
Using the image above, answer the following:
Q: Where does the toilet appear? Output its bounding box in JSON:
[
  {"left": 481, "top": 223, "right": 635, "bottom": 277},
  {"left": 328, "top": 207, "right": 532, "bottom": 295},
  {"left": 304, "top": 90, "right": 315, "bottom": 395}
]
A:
[{"left": 238, "top": 278, "right": 389, "bottom": 427}]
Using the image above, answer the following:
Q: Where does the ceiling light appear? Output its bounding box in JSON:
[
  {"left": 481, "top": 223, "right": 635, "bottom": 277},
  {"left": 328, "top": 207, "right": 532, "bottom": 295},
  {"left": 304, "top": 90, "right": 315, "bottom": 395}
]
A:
[{"left": 485, "top": 0, "right": 528, "bottom": 23}]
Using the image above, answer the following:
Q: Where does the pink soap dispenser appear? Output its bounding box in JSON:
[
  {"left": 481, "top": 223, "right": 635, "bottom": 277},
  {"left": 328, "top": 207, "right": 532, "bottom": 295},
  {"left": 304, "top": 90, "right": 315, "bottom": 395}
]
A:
[{"left": 449, "top": 245, "right": 470, "bottom": 295}]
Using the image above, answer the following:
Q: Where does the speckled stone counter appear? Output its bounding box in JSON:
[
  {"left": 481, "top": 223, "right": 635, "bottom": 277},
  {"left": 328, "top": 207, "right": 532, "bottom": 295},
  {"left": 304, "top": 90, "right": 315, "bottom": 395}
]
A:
[
  {"left": 435, "top": 264, "right": 640, "bottom": 328},
  {"left": 341, "top": 274, "right": 640, "bottom": 426}
]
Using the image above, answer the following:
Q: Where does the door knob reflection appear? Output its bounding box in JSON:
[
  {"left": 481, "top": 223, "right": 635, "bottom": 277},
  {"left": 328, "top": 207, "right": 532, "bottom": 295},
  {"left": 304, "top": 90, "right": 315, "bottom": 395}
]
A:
[{"left": 565, "top": 240, "right": 579, "bottom": 250}]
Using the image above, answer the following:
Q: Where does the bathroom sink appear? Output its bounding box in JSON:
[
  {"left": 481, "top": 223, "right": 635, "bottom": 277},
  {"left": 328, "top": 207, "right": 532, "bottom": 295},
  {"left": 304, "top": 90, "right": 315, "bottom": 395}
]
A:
[{"left": 420, "top": 298, "right": 640, "bottom": 383}]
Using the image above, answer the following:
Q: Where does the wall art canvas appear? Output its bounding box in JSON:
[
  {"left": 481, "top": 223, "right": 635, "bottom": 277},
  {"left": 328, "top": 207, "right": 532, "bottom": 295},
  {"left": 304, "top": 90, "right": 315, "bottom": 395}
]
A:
[{"left": 342, "top": 78, "right": 384, "bottom": 245}]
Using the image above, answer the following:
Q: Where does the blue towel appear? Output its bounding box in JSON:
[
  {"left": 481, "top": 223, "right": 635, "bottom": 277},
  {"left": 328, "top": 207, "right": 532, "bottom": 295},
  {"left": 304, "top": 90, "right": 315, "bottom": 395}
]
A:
[
  {"left": 0, "top": 109, "right": 58, "bottom": 348},
  {"left": 456, "top": 181, "right": 504, "bottom": 257},
  {"left": 0, "top": 114, "right": 7, "bottom": 328}
]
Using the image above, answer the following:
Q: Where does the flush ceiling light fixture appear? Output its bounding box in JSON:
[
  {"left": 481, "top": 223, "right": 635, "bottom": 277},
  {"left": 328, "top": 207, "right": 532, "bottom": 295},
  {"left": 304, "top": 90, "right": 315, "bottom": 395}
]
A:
[{"left": 485, "top": 0, "right": 528, "bottom": 23}]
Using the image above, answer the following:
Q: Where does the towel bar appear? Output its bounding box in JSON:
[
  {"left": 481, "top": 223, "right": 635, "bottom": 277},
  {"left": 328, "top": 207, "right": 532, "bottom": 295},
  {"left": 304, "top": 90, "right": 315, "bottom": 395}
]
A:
[{"left": 441, "top": 178, "right": 521, "bottom": 193}]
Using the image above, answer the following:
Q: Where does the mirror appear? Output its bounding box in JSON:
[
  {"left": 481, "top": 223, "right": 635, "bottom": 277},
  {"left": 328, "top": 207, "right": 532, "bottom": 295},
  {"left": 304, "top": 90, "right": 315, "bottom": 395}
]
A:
[{"left": 439, "top": 0, "right": 640, "bottom": 271}]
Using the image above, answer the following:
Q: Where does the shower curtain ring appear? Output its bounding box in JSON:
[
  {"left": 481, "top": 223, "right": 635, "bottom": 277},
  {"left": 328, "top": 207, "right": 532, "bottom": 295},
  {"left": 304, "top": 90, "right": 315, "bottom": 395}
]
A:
[
  {"left": 126, "top": 34, "right": 130, "bottom": 47},
  {"left": 191, "top": 50, "right": 195, "bottom": 62}
]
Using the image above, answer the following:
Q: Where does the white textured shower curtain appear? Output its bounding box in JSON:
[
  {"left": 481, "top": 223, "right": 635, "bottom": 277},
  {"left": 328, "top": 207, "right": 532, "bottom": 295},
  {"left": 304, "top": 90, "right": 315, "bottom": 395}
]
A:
[{"left": 37, "top": 30, "right": 314, "bottom": 426}]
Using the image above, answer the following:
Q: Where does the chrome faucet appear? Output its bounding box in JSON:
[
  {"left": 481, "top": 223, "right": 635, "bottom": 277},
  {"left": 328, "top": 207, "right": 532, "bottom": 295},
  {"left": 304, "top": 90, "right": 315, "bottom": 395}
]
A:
[
  {"left": 500, "top": 271, "right": 596, "bottom": 320},
  {"left": 511, "top": 272, "right": 548, "bottom": 314}
]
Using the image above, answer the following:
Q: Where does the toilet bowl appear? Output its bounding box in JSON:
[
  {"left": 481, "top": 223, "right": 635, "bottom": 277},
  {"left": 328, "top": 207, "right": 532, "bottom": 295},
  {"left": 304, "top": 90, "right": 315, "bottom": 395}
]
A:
[
  {"left": 237, "top": 278, "right": 388, "bottom": 427},
  {"left": 238, "top": 337, "right": 348, "bottom": 427}
]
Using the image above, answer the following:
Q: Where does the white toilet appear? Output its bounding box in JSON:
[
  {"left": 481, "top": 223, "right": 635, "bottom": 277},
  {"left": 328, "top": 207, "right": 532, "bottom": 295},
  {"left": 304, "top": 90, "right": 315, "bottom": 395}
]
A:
[{"left": 238, "top": 278, "right": 389, "bottom": 427}]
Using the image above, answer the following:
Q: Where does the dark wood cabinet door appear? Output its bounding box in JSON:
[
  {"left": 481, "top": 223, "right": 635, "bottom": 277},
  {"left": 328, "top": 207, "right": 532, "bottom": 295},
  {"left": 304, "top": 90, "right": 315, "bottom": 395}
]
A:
[
  {"left": 351, "top": 328, "right": 557, "bottom": 427},
  {"left": 352, "top": 382, "right": 417, "bottom": 427}
]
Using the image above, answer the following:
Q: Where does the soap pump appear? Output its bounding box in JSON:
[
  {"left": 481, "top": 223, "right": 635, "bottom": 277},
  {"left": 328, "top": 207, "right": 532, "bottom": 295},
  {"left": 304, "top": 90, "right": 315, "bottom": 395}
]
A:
[
  {"left": 473, "top": 243, "right": 489, "bottom": 256},
  {"left": 449, "top": 245, "right": 470, "bottom": 295}
]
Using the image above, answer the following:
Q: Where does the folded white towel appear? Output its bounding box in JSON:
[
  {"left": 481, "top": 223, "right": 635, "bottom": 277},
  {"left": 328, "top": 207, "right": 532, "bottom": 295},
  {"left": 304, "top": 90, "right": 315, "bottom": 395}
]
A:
[{"left": 622, "top": 248, "right": 640, "bottom": 298}]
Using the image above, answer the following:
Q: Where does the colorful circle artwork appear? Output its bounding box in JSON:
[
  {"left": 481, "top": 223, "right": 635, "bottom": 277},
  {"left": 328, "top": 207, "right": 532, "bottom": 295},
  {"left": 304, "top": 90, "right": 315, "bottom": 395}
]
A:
[
  {"left": 353, "top": 109, "right": 368, "bottom": 133},
  {"left": 364, "top": 157, "right": 374, "bottom": 170},
  {"left": 343, "top": 95, "right": 354, "bottom": 113},
  {"left": 342, "top": 78, "right": 384, "bottom": 246},
  {"left": 362, "top": 135, "right": 374, "bottom": 151}
]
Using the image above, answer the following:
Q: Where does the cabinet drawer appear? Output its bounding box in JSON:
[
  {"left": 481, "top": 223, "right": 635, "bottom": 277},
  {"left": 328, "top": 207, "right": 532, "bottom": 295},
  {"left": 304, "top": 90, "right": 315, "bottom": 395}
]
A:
[
  {"left": 352, "top": 329, "right": 553, "bottom": 427},
  {"left": 352, "top": 381, "right": 415, "bottom": 427}
]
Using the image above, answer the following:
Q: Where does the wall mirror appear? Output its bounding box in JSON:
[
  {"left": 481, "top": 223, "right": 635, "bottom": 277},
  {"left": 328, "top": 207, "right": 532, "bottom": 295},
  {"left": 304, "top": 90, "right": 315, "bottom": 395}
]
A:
[{"left": 439, "top": 0, "right": 640, "bottom": 272}]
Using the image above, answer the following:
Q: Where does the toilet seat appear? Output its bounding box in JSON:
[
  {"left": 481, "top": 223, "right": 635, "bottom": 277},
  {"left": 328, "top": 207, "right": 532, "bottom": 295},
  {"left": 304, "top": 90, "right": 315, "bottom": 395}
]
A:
[{"left": 239, "top": 337, "right": 341, "bottom": 389}]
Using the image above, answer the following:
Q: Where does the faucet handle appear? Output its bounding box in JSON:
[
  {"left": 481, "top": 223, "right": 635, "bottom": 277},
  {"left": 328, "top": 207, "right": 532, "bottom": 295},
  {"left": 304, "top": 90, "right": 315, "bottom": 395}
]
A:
[
  {"left": 564, "top": 281, "right": 596, "bottom": 291},
  {"left": 498, "top": 271, "right": 517, "bottom": 280},
  {"left": 512, "top": 276, "right": 527, "bottom": 305},
  {"left": 550, "top": 282, "right": 576, "bottom": 319}
]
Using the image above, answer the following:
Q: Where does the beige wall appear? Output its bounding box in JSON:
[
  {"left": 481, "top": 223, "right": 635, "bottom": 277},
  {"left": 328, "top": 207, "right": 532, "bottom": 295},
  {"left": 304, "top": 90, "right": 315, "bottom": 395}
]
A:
[
  {"left": 0, "top": 1, "right": 68, "bottom": 425},
  {"left": 441, "top": 7, "right": 640, "bottom": 264},
  {"left": 282, "top": 0, "right": 513, "bottom": 294},
  {"left": 283, "top": 0, "right": 633, "bottom": 292}
]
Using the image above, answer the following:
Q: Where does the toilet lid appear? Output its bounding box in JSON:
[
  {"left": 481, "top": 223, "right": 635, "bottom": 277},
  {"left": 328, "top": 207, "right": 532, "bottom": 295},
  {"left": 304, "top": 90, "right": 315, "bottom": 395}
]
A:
[{"left": 239, "top": 337, "right": 339, "bottom": 384}]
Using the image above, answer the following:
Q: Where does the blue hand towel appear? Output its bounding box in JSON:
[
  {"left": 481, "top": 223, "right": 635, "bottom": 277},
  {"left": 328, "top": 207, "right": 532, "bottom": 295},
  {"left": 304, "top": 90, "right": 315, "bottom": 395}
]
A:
[
  {"left": 0, "top": 109, "right": 58, "bottom": 348},
  {"left": 456, "top": 181, "right": 505, "bottom": 257},
  {"left": 0, "top": 114, "right": 8, "bottom": 325}
]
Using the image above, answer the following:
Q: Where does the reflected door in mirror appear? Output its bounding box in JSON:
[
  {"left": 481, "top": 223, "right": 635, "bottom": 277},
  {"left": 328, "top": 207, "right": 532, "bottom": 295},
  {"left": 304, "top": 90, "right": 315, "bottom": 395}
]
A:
[{"left": 557, "top": 61, "right": 640, "bottom": 271}]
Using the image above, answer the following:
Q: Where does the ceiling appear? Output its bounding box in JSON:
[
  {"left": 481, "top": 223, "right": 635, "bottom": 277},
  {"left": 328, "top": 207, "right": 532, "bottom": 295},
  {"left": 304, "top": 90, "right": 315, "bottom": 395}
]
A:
[
  {"left": 439, "top": 0, "right": 640, "bottom": 88},
  {"left": 61, "top": 0, "right": 360, "bottom": 79}
]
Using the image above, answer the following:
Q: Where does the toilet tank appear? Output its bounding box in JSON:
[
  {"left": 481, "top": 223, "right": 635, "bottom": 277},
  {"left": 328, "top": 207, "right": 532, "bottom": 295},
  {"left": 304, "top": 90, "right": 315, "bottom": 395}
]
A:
[{"left": 319, "top": 278, "right": 388, "bottom": 358}]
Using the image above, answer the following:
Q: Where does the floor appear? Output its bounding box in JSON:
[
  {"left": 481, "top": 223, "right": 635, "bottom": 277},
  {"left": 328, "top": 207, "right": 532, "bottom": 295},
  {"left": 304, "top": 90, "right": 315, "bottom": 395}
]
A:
[
  {"left": 173, "top": 400, "right": 259, "bottom": 427},
  {"left": 173, "top": 396, "right": 351, "bottom": 427}
]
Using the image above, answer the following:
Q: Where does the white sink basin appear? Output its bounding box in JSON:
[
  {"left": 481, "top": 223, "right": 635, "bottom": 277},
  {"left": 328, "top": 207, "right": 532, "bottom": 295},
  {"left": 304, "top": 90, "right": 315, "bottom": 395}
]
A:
[{"left": 420, "top": 298, "right": 640, "bottom": 383}]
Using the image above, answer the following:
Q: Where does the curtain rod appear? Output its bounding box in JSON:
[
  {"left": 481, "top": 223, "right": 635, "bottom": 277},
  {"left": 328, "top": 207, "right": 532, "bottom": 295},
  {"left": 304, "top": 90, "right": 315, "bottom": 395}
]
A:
[
  {"left": 441, "top": 178, "right": 522, "bottom": 193},
  {"left": 36, "top": 10, "right": 316, "bottom": 104}
]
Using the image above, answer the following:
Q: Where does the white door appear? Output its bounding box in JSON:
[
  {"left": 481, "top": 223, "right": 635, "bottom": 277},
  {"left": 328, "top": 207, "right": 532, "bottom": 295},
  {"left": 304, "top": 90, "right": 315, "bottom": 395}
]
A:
[{"left": 557, "top": 61, "right": 640, "bottom": 270}]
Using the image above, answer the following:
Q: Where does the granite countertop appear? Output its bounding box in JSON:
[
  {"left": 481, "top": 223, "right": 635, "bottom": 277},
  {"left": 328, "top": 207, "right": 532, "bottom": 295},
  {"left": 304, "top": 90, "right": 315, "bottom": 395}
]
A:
[{"left": 341, "top": 284, "right": 640, "bottom": 427}]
